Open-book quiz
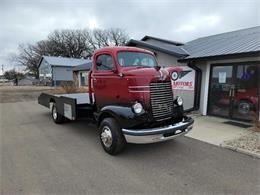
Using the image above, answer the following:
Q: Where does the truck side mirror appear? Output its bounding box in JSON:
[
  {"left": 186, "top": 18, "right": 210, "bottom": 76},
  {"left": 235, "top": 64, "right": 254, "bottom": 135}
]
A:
[
  {"left": 112, "top": 68, "right": 118, "bottom": 74},
  {"left": 96, "top": 59, "right": 102, "bottom": 66}
]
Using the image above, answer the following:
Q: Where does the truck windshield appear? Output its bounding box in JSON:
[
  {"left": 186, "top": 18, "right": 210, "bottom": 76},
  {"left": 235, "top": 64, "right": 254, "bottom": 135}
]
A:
[{"left": 117, "top": 51, "right": 158, "bottom": 67}]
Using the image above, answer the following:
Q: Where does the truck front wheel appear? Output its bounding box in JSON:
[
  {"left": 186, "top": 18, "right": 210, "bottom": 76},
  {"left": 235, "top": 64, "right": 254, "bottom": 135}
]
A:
[{"left": 99, "top": 118, "right": 126, "bottom": 155}]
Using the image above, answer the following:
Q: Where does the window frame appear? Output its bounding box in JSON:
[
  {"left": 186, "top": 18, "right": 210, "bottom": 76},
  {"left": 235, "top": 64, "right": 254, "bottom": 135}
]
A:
[
  {"left": 95, "top": 53, "right": 116, "bottom": 71},
  {"left": 116, "top": 51, "right": 158, "bottom": 67}
]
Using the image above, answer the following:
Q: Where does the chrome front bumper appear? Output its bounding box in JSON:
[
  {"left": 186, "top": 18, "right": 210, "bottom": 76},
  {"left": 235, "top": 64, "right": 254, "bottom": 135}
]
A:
[{"left": 122, "top": 117, "right": 194, "bottom": 144}]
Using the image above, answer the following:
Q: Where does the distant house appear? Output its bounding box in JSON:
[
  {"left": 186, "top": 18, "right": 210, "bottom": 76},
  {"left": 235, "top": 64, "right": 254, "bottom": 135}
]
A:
[
  {"left": 18, "top": 77, "right": 39, "bottom": 86},
  {"left": 73, "top": 62, "right": 92, "bottom": 87},
  {"left": 38, "top": 56, "right": 91, "bottom": 86}
]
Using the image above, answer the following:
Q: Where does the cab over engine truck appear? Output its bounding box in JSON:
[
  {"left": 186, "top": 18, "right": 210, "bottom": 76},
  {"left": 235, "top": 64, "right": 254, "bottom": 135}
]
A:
[{"left": 38, "top": 47, "right": 194, "bottom": 155}]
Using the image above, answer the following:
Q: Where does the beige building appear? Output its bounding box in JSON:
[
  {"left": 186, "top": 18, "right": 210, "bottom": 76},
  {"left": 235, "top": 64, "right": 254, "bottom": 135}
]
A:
[
  {"left": 127, "top": 26, "right": 260, "bottom": 121},
  {"left": 72, "top": 62, "right": 92, "bottom": 87}
]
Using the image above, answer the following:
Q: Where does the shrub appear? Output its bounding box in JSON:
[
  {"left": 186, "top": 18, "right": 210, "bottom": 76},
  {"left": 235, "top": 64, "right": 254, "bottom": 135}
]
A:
[{"left": 49, "top": 80, "right": 88, "bottom": 94}]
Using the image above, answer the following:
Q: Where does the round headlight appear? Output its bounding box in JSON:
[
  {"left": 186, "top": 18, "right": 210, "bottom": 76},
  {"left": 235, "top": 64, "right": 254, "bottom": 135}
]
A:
[
  {"left": 176, "top": 96, "right": 183, "bottom": 106},
  {"left": 133, "top": 102, "right": 143, "bottom": 114}
]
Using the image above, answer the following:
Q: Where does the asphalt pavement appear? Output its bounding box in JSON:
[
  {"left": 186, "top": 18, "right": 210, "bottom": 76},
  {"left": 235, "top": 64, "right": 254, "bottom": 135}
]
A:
[{"left": 1, "top": 101, "right": 259, "bottom": 194}]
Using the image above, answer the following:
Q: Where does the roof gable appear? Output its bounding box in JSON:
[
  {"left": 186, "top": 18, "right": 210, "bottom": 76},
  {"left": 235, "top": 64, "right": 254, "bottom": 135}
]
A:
[
  {"left": 41, "top": 56, "right": 91, "bottom": 67},
  {"left": 126, "top": 39, "right": 188, "bottom": 58},
  {"left": 73, "top": 62, "right": 92, "bottom": 71},
  {"left": 141, "top": 36, "right": 184, "bottom": 46}
]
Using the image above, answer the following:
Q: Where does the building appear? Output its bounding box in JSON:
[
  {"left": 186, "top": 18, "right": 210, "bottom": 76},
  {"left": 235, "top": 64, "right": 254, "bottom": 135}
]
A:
[
  {"left": 72, "top": 62, "right": 92, "bottom": 87},
  {"left": 18, "top": 77, "right": 39, "bottom": 86},
  {"left": 38, "top": 56, "right": 91, "bottom": 86},
  {"left": 127, "top": 36, "right": 195, "bottom": 111},
  {"left": 127, "top": 26, "right": 260, "bottom": 121}
]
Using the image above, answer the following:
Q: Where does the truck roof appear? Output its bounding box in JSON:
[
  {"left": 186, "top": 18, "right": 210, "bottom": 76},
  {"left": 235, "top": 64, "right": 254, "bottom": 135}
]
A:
[{"left": 94, "top": 46, "right": 154, "bottom": 55}]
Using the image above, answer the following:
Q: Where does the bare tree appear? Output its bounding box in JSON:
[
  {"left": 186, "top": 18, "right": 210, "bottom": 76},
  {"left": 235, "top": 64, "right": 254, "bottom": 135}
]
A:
[
  {"left": 15, "top": 44, "right": 42, "bottom": 78},
  {"left": 47, "top": 29, "right": 92, "bottom": 58},
  {"left": 91, "top": 28, "right": 129, "bottom": 49},
  {"left": 14, "top": 28, "right": 129, "bottom": 78},
  {"left": 3, "top": 69, "right": 25, "bottom": 80},
  {"left": 108, "top": 28, "right": 129, "bottom": 46}
]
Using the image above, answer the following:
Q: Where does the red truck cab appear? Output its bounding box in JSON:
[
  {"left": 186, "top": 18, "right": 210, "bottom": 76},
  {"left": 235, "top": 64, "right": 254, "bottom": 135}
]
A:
[
  {"left": 39, "top": 46, "right": 194, "bottom": 155},
  {"left": 90, "top": 47, "right": 193, "bottom": 154}
]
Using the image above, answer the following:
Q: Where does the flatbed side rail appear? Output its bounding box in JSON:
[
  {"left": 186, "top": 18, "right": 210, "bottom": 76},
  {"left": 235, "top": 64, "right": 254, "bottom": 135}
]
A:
[{"left": 38, "top": 93, "right": 77, "bottom": 120}]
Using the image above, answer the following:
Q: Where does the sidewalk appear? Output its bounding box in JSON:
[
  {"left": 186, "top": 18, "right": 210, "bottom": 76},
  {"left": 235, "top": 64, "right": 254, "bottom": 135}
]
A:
[
  {"left": 185, "top": 115, "right": 260, "bottom": 158},
  {"left": 185, "top": 115, "right": 247, "bottom": 146}
]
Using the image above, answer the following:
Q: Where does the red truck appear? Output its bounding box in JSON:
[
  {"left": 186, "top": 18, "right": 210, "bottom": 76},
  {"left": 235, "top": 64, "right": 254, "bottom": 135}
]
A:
[{"left": 38, "top": 47, "right": 194, "bottom": 155}]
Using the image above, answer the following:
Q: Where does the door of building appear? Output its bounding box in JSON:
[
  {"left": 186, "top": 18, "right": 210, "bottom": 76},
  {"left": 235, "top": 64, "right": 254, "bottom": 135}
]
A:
[{"left": 208, "top": 63, "right": 259, "bottom": 121}]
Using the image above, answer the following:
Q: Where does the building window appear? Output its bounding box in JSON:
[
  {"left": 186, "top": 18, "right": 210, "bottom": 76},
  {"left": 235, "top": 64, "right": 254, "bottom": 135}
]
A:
[
  {"left": 208, "top": 63, "right": 259, "bottom": 121},
  {"left": 79, "top": 72, "right": 88, "bottom": 86}
]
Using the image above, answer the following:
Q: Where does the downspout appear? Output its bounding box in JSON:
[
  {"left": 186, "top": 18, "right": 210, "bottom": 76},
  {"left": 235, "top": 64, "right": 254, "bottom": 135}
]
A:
[
  {"left": 187, "top": 60, "right": 202, "bottom": 111},
  {"left": 258, "top": 65, "right": 260, "bottom": 121}
]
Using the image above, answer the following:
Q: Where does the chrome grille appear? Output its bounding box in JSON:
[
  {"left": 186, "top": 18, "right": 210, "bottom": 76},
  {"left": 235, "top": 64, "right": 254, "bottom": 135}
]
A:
[{"left": 150, "top": 82, "right": 174, "bottom": 120}]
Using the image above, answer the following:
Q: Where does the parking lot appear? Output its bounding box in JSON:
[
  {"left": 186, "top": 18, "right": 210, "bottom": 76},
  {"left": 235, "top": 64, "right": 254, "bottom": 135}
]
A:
[{"left": 0, "top": 87, "right": 260, "bottom": 194}]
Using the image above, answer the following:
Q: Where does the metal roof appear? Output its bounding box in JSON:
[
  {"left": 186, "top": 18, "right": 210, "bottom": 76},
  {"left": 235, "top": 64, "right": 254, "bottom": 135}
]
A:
[
  {"left": 126, "top": 39, "right": 188, "bottom": 58},
  {"left": 42, "top": 56, "right": 91, "bottom": 67},
  {"left": 128, "top": 26, "right": 260, "bottom": 61},
  {"left": 182, "top": 26, "right": 260, "bottom": 59},
  {"left": 72, "top": 62, "right": 92, "bottom": 71},
  {"left": 141, "top": 36, "right": 184, "bottom": 46}
]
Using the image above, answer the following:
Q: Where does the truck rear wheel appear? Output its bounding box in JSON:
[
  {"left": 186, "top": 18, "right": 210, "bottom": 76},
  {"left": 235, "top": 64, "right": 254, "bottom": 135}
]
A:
[
  {"left": 51, "top": 103, "right": 65, "bottom": 124},
  {"left": 99, "top": 118, "right": 126, "bottom": 155}
]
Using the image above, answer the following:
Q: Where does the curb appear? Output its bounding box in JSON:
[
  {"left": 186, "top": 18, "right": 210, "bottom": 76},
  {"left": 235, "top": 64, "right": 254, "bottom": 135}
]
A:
[{"left": 221, "top": 144, "right": 260, "bottom": 159}]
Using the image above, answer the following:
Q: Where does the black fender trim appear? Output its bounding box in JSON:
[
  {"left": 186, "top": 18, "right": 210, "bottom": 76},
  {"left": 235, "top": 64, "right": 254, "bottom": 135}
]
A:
[{"left": 97, "top": 105, "right": 147, "bottom": 128}]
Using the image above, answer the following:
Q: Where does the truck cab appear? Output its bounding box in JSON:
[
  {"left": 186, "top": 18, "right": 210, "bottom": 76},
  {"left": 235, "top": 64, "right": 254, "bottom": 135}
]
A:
[
  {"left": 90, "top": 47, "right": 193, "bottom": 154},
  {"left": 38, "top": 46, "right": 194, "bottom": 155}
]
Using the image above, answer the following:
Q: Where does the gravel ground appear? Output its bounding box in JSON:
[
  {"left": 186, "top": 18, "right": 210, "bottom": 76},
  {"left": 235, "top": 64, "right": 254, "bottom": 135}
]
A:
[
  {"left": 0, "top": 85, "right": 88, "bottom": 103},
  {"left": 224, "top": 130, "right": 260, "bottom": 155},
  {"left": 0, "top": 86, "right": 52, "bottom": 103}
]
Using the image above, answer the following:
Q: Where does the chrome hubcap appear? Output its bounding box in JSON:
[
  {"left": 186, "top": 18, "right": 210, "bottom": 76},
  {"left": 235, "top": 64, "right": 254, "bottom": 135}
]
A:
[
  {"left": 53, "top": 106, "right": 57, "bottom": 120},
  {"left": 101, "top": 126, "right": 113, "bottom": 148}
]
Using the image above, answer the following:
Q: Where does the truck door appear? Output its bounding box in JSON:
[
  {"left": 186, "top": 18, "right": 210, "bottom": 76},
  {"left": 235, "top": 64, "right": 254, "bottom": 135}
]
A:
[{"left": 92, "top": 53, "right": 119, "bottom": 111}]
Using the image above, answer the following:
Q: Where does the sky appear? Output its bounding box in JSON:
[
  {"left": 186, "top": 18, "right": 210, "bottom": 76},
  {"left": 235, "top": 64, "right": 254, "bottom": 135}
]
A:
[{"left": 0, "top": 0, "right": 259, "bottom": 74}]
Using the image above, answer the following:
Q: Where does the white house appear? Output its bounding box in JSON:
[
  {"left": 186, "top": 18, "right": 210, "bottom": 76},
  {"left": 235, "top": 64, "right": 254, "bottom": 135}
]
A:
[{"left": 38, "top": 56, "right": 91, "bottom": 86}]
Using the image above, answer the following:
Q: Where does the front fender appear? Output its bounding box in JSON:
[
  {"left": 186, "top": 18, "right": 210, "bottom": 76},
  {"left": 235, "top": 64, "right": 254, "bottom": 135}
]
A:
[{"left": 98, "top": 105, "right": 147, "bottom": 128}]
